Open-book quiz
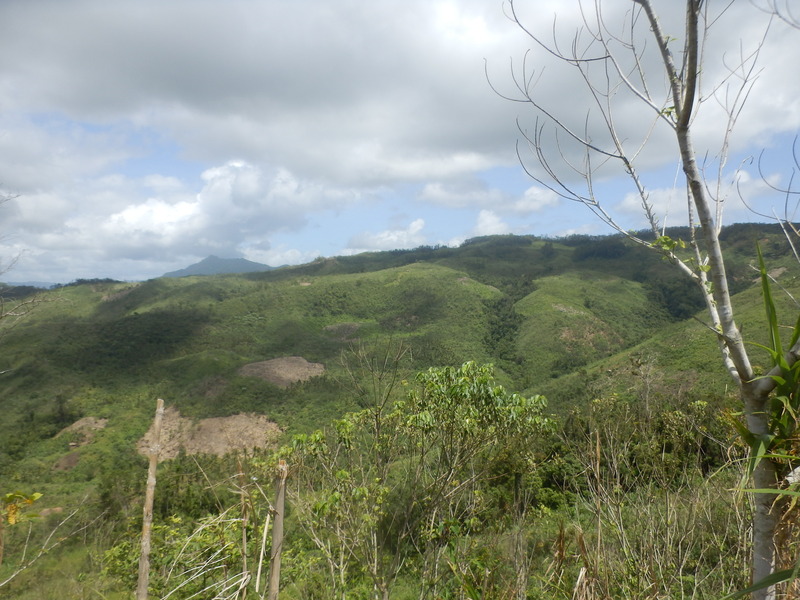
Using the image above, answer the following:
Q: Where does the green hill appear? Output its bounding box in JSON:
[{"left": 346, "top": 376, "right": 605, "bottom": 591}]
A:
[{"left": 1, "top": 224, "right": 799, "bottom": 598}]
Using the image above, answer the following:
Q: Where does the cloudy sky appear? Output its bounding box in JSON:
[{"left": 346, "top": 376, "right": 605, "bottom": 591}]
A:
[{"left": 1, "top": 0, "right": 799, "bottom": 283}]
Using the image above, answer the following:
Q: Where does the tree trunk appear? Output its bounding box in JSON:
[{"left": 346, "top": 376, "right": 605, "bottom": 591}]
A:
[
  {"left": 268, "top": 460, "right": 288, "bottom": 600},
  {"left": 136, "top": 399, "right": 165, "bottom": 600},
  {"left": 508, "top": 0, "right": 789, "bottom": 595},
  {"left": 255, "top": 512, "right": 272, "bottom": 595},
  {"left": 752, "top": 459, "right": 779, "bottom": 600},
  {"left": 651, "top": 1, "right": 778, "bottom": 593},
  {"left": 743, "top": 384, "right": 780, "bottom": 600}
]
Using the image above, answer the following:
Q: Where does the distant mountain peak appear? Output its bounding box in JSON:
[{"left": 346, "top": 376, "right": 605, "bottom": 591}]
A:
[{"left": 163, "top": 255, "right": 275, "bottom": 278}]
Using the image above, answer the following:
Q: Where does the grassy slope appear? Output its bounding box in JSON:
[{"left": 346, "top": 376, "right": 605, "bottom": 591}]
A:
[{"left": 0, "top": 262, "right": 504, "bottom": 477}]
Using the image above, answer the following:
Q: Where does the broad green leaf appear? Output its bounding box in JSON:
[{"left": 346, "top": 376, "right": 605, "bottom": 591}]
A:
[
  {"left": 721, "top": 566, "right": 800, "bottom": 599},
  {"left": 757, "top": 244, "right": 782, "bottom": 364},
  {"left": 743, "top": 488, "right": 800, "bottom": 498}
]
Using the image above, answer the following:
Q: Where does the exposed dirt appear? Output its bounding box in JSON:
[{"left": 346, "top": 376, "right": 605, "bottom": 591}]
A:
[
  {"left": 137, "top": 406, "right": 282, "bottom": 460},
  {"left": 52, "top": 418, "right": 109, "bottom": 472},
  {"left": 238, "top": 356, "right": 325, "bottom": 388},
  {"left": 56, "top": 356, "right": 319, "bottom": 463},
  {"left": 56, "top": 416, "right": 109, "bottom": 446},
  {"left": 770, "top": 266, "right": 788, "bottom": 279},
  {"left": 53, "top": 451, "right": 81, "bottom": 471}
]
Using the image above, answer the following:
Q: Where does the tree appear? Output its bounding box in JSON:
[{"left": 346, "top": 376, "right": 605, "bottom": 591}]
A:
[
  {"left": 498, "top": 2, "right": 797, "bottom": 597},
  {"left": 763, "top": 0, "right": 798, "bottom": 28},
  {"left": 288, "top": 360, "right": 552, "bottom": 599}
]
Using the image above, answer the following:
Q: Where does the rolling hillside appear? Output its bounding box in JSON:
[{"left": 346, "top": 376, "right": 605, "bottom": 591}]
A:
[
  {"left": 1, "top": 225, "right": 799, "bottom": 598},
  {"left": 1, "top": 227, "right": 795, "bottom": 466}
]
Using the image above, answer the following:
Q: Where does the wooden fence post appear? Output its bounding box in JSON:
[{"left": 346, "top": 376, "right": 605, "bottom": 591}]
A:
[{"left": 136, "top": 398, "right": 165, "bottom": 600}]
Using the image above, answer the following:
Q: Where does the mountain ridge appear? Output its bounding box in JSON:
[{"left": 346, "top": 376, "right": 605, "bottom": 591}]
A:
[{"left": 163, "top": 254, "right": 278, "bottom": 278}]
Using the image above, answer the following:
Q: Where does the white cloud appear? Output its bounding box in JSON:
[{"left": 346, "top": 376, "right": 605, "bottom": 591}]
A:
[
  {"left": 0, "top": 1, "right": 798, "bottom": 281},
  {"left": 143, "top": 174, "right": 185, "bottom": 193},
  {"left": 434, "top": 2, "right": 498, "bottom": 46},
  {"left": 347, "top": 219, "right": 427, "bottom": 253},
  {"left": 242, "top": 246, "right": 319, "bottom": 268},
  {"left": 0, "top": 0, "right": 521, "bottom": 187},
  {"left": 615, "top": 167, "right": 791, "bottom": 230},
  {"left": 419, "top": 181, "right": 506, "bottom": 208},
  {"left": 2, "top": 159, "right": 364, "bottom": 279},
  {"left": 104, "top": 198, "right": 200, "bottom": 240},
  {"left": 473, "top": 210, "right": 511, "bottom": 236},
  {"left": 617, "top": 187, "right": 684, "bottom": 225},
  {"left": 514, "top": 186, "right": 560, "bottom": 212},
  {"left": 419, "top": 180, "right": 558, "bottom": 214},
  {"left": 506, "top": 2, "right": 800, "bottom": 183}
]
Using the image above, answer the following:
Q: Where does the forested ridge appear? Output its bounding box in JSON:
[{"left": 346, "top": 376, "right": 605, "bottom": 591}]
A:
[{"left": 1, "top": 227, "right": 798, "bottom": 599}]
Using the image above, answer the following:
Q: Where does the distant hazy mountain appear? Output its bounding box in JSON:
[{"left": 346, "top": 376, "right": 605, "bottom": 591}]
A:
[{"left": 163, "top": 255, "right": 276, "bottom": 278}]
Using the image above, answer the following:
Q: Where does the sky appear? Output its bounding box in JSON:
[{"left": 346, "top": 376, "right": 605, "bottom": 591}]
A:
[{"left": 1, "top": 0, "right": 799, "bottom": 283}]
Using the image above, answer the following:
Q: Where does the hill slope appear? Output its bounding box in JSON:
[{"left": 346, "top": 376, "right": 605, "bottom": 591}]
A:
[
  {"left": 1, "top": 226, "right": 797, "bottom": 484},
  {"left": 3, "top": 225, "right": 800, "bottom": 598}
]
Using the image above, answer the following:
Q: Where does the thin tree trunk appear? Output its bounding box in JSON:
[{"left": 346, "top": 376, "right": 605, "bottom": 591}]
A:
[
  {"left": 268, "top": 460, "right": 288, "bottom": 600},
  {"left": 637, "top": 2, "right": 776, "bottom": 596},
  {"left": 752, "top": 458, "right": 779, "bottom": 598},
  {"left": 513, "top": 471, "right": 529, "bottom": 600},
  {"left": 136, "top": 398, "right": 165, "bottom": 600},
  {"left": 744, "top": 384, "right": 780, "bottom": 600},
  {"left": 255, "top": 512, "right": 272, "bottom": 595},
  {"left": 238, "top": 459, "right": 249, "bottom": 600}
]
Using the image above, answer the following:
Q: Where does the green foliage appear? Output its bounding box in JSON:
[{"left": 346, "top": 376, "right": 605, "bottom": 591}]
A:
[
  {"left": 285, "top": 361, "right": 552, "bottom": 598},
  {"left": 514, "top": 272, "right": 672, "bottom": 383},
  {"left": 572, "top": 236, "right": 629, "bottom": 260},
  {"left": 3, "top": 226, "right": 800, "bottom": 598},
  {"left": 643, "top": 269, "right": 705, "bottom": 320},
  {"left": 731, "top": 245, "right": 800, "bottom": 482},
  {"left": 1, "top": 491, "right": 42, "bottom": 527},
  {"left": 46, "top": 308, "right": 210, "bottom": 375},
  {"left": 102, "top": 512, "right": 251, "bottom": 598},
  {"left": 483, "top": 296, "right": 524, "bottom": 371}
]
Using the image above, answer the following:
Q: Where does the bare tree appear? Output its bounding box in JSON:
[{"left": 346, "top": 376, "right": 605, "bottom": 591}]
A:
[
  {"left": 497, "top": 1, "right": 797, "bottom": 598},
  {"left": 761, "top": 0, "right": 799, "bottom": 28}
]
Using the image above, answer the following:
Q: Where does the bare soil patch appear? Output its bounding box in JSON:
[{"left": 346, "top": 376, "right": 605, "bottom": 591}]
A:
[
  {"left": 57, "top": 416, "right": 109, "bottom": 446},
  {"left": 137, "top": 407, "right": 282, "bottom": 459},
  {"left": 238, "top": 356, "right": 325, "bottom": 388},
  {"left": 54, "top": 451, "right": 81, "bottom": 471}
]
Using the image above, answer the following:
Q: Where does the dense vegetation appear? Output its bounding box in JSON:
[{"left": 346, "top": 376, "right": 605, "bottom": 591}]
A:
[{"left": 1, "top": 226, "right": 798, "bottom": 598}]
